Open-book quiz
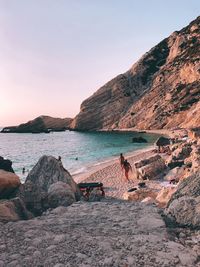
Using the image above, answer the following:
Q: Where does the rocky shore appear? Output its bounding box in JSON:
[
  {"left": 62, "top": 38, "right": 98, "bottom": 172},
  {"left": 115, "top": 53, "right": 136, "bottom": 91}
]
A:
[{"left": 0, "top": 127, "right": 200, "bottom": 266}]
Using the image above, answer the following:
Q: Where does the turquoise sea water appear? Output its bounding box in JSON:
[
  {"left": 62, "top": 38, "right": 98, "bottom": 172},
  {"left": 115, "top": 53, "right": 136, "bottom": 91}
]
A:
[{"left": 0, "top": 130, "right": 159, "bottom": 182}]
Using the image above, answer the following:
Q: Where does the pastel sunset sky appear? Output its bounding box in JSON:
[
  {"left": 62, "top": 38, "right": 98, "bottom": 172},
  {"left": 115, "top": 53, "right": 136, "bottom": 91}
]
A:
[{"left": 0, "top": 0, "right": 199, "bottom": 126}]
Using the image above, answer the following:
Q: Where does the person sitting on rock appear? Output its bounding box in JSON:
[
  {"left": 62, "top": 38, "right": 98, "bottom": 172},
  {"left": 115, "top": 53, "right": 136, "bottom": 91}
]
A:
[{"left": 123, "top": 159, "right": 132, "bottom": 182}]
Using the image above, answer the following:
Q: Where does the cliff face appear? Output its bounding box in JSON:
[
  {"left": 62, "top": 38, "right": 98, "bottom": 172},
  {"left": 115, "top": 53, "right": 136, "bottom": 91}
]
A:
[
  {"left": 1, "top": 116, "right": 72, "bottom": 133},
  {"left": 72, "top": 16, "right": 200, "bottom": 131}
]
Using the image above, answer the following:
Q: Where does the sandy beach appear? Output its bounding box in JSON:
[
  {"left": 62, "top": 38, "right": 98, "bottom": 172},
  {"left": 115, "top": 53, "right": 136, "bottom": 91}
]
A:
[{"left": 73, "top": 145, "right": 164, "bottom": 199}]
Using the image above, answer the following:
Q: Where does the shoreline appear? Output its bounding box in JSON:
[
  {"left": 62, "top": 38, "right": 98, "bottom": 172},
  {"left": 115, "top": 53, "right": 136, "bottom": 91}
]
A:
[{"left": 73, "top": 145, "right": 155, "bottom": 183}]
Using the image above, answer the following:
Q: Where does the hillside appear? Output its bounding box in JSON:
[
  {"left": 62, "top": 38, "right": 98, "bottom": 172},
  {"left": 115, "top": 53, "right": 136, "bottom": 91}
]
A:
[
  {"left": 1, "top": 116, "right": 72, "bottom": 133},
  {"left": 72, "top": 16, "right": 200, "bottom": 131}
]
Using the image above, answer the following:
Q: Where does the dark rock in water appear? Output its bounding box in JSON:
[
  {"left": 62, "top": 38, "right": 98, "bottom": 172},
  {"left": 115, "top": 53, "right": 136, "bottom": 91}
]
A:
[
  {"left": 165, "top": 172, "right": 200, "bottom": 228},
  {"left": 17, "top": 155, "right": 81, "bottom": 215},
  {"left": 0, "top": 170, "right": 20, "bottom": 199},
  {"left": 0, "top": 156, "right": 14, "bottom": 173},
  {"left": 132, "top": 137, "right": 148, "bottom": 143},
  {"left": 0, "top": 197, "right": 33, "bottom": 223},
  {"left": 155, "top": 136, "right": 170, "bottom": 147}
]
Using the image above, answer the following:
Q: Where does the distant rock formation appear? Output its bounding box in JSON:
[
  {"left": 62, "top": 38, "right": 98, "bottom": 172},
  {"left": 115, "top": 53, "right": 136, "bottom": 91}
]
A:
[
  {"left": 1, "top": 115, "right": 72, "bottom": 133},
  {"left": 72, "top": 16, "right": 200, "bottom": 131}
]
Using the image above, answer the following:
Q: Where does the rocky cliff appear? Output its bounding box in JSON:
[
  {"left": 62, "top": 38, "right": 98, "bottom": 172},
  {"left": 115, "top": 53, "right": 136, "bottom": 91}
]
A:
[
  {"left": 72, "top": 16, "right": 200, "bottom": 131},
  {"left": 1, "top": 115, "right": 72, "bottom": 133}
]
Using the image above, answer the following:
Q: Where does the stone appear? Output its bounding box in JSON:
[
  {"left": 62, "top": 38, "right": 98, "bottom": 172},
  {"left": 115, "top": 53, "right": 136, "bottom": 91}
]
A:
[
  {"left": 171, "top": 143, "right": 192, "bottom": 161},
  {"left": 0, "top": 197, "right": 33, "bottom": 223},
  {"left": 47, "top": 182, "right": 76, "bottom": 209},
  {"left": 0, "top": 170, "right": 20, "bottom": 199},
  {"left": 134, "top": 155, "right": 166, "bottom": 180},
  {"left": 164, "top": 167, "right": 184, "bottom": 182},
  {"left": 123, "top": 188, "right": 158, "bottom": 202},
  {"left": 156, "top": 186, "right": 177, "bottom": 207},
  {"left": 166, "top": 172, "right": 200, "bottom": 228},
  {"left": 0, "top": 157, "right": 14, "bottom": 173},
  {"left": 17, "top": 155, "right": 80, "bottom": 215},
  {"left": 155, "top": 136, "right": 170, "bottom": 147},
  {"left": 0, "top": 200, "right": 197, "bottom": 266}
]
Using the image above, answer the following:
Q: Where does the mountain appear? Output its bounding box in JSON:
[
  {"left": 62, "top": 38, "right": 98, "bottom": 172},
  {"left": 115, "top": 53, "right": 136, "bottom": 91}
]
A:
[
  {"left": 72, "top": 16, "right": 200, "bottom": 131},
  {"left": 1, "top": 116, "right": 73, "bottom": 133}
]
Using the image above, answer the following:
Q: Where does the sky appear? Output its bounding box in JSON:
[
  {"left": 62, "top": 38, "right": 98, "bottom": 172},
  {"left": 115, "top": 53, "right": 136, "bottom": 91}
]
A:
[{"left": 0, "top": 0, "right": 199, "bottom": 126}]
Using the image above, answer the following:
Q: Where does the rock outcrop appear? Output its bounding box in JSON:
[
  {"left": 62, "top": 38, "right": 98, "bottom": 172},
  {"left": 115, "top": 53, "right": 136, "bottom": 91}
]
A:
[
  {"left": 1, "top": 115, "right": 72, "bottom": 133},
  {"left": 17, "top": 155, "right": 81, "bottom": 215},
  {"left": 0, "top": 170, "right": 20, "bottom": 199},
  {"left": 0, "top": 200, "right": 199, "bottom": 267},
  {"left": 134, "top": 154, "right": 167, "bottom": 180},
  {"left": 72, "top": 16, "right": 200, "bottom": 131},
  {"left": 0, "top": 156, "right": 14, "bottom": 173},
  {"left": 47, "top": 181, "right": 76, "bottom": 209},
  {"left": 166, "top": 172, "right": 200, "bottom": 228},
  {"left": 0, "top": 197, "right": 33, "bottom": 223}
]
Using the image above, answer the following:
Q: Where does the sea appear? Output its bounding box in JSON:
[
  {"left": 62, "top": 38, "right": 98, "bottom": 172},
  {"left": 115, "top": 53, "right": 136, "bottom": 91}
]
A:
[{"left": 0, "top": 130, "right": 159, "bottom": 182}]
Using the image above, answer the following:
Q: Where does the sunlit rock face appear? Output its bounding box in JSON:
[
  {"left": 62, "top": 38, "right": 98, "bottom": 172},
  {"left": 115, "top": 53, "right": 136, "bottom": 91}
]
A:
[{"left": 72, "top": 16, "right": 200, "bottom": 131}]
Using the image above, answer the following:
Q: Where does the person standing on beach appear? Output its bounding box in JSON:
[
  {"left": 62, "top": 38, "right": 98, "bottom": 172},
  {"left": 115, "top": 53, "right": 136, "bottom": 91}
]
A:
[
  {"left": 119, "top": 153, "right": 125, "bottom": 170},
  {"left": 123, "top": 159, "right": 132, "bottom": 182}
]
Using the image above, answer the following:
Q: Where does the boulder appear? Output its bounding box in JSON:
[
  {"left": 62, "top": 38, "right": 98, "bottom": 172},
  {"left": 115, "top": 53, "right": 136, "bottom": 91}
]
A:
[
  {"left": 17, "top": 155, "right": 81, "bottom": 215},
  {"left": 47, "top": 182, "right": 76, "bottom": 209},
  {"left": 166, "top": 172, "right": 200, "bottom": 228},
  {"left": 171, "top": 143, "right": 192, "bottom": 161},
  {"left": 132, "top": 137, "right": 147, "bottom": 143},
  {"left": 123, "top": 188, "right": 158, "bottom": 201},
  {"left": 134, "top": 155, "right": 166, "bottom": 180},
  {"left": 156, "top": 186, "right": 177, "bottom": 207},
  {"left": 155, "top": 136, "right": 170, "bottom": 147},
  {"left": 0, "top": 197, "right": 33, "bottom": 223},
  {"left": 0, "top": 156, "right": 14, "bottom": 173},
  {"left": 164, "top": 167, "right": 185, "bottom": 182},
  {"left": 141, "top": 196, "right": 155, "bottom": 204},
  {"left": 0, "top": 170, "right": 20, "bottom": 199}
]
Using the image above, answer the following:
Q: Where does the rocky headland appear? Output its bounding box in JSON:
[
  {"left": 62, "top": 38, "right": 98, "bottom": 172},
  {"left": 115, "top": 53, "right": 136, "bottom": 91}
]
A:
[
  {"left": 1, "top": 115, "right": 72, "bottom": 133},
  {"left": 71, "top": 16, "right": 200, "bottom": 131}
]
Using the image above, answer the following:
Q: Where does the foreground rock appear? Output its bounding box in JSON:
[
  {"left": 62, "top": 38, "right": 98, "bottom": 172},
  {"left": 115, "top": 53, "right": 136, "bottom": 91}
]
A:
[
  {"left": 0, "top": 200, "right": 198, "bottom": 267},
  {"left": 0, "top": 170, "right": 20, "bottom": 199},
  {"left": 0, "top": 197, "right": 32, "bottom": 223},
  {"left": 17, "top": 155, "right": 80, "bottom": 215},
  {"left": 1, "top": 115, "right": 72, "bottom": 133},
  {"left": 166, "top": 172, "right": 200, "bottom": 228},
  {"left": 0, "top": 157, "right": 14, "bottom": 173}
]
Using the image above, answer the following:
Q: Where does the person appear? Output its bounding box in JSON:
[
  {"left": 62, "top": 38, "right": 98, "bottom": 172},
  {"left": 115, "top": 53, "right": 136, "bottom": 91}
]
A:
[
  {"left": 119, "top": 153, "right": 125, "bottom": 170},
  {"left": 58, "top": 156, "right": 61, "bottom": 161},
  {"left": 22, "top": 167, "right": 25, "bottom": 174},
  {"left": 123, "top": 159, "right": 132, "bottom": 182}
]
